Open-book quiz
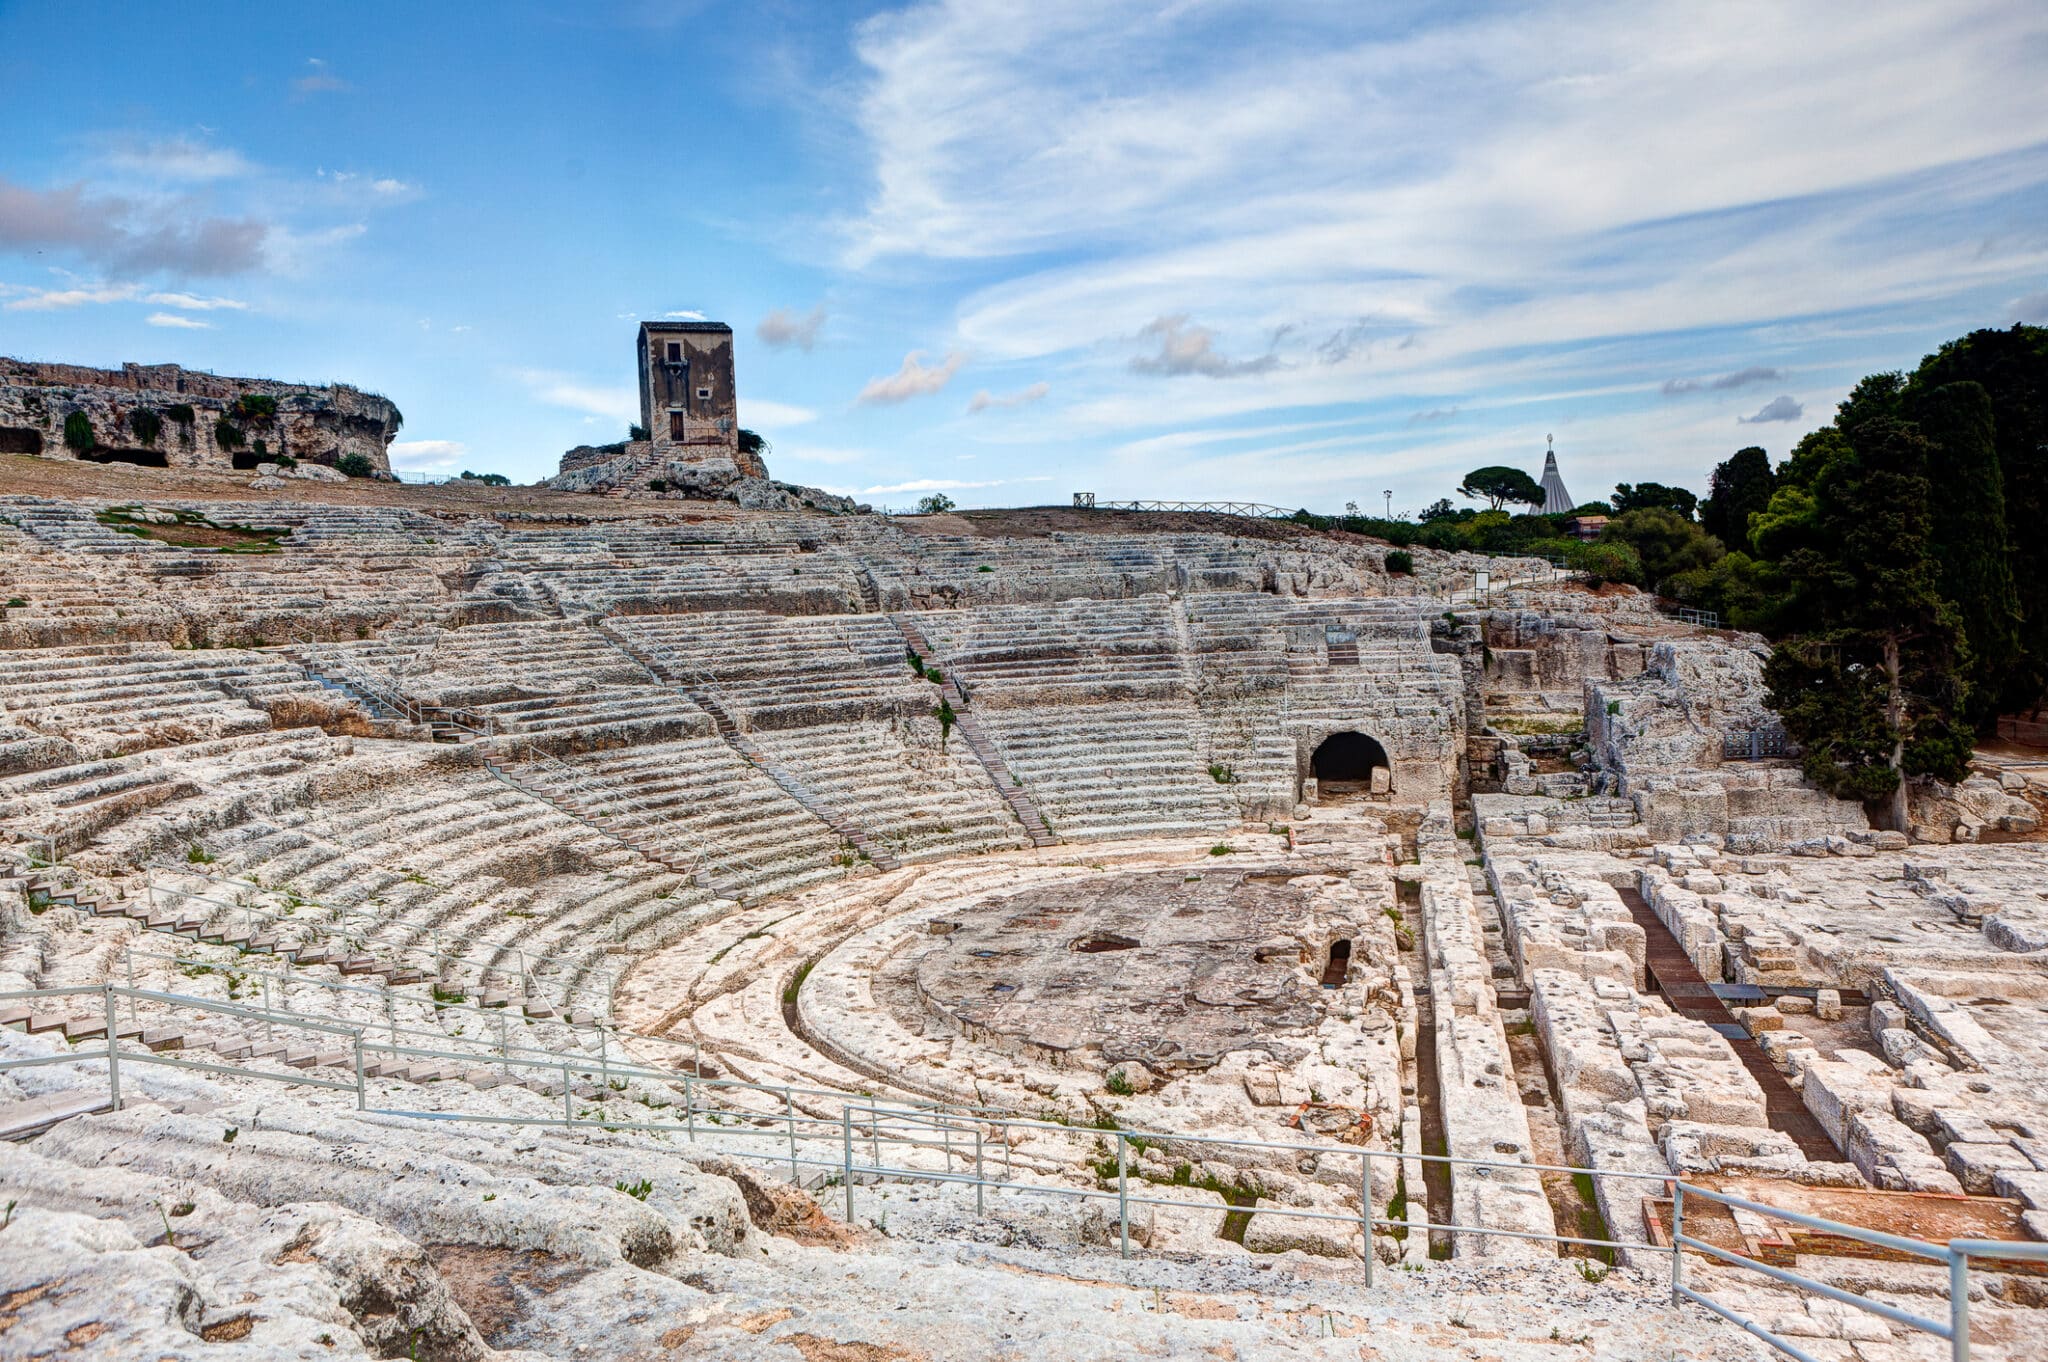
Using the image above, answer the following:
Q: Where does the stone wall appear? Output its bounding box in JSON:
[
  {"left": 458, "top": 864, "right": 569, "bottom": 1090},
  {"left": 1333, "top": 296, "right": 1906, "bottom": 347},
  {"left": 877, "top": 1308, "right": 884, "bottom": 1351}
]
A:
[{"left": 0, "top": 357, "right": 399, "bottom": 474}]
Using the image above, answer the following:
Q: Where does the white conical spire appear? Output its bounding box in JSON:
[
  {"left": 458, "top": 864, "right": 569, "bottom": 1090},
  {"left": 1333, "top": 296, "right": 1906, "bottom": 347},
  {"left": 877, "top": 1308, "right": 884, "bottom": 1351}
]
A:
[{"left": 1538, "top": 434, "right": 1574, "bottom": 514}]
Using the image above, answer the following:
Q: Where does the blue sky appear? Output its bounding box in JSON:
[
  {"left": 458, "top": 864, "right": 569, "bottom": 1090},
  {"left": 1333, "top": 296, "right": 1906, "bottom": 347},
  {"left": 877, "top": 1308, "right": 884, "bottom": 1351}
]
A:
[{"left": 3, "top": 1, "right": 2046, "bottom": 513}]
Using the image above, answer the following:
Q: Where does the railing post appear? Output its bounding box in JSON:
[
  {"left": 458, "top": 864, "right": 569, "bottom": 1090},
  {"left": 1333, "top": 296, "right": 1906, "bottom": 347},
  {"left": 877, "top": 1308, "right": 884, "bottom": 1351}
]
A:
[
  {"left": 1117, "top": 1134, "right": 1130, "bottom": 1259},
  {"left": 1361, "top": 1149, "right": 1374, "bottom": 1286},
  {"left": 562, "top": 1062, "right": 574, "bottom": 1126},
  {"left": 1670, "top": 1180, "right": 1685, "bottom": 1306},
  {"left": 975, "top": 1127, "right": 985, "bottom": 1218},
  {"left": 103, "top": 984, "right": 121, "bottom": 1112},
  {"left": 354, "top": 1031, "right": 366, "bottom": 1110},
  {"left": 842, "top": 1106, "right": 855, "bottom": 1223},
  {"left": 1949, "top": 1249, "right": 1970, "bottom": 1362},
  {"left": 684, "top": 1074, "right": 697, "bottom": 1143},
  {"left": 785, "top": 1086, "right": 798, "bottom": 1181}
]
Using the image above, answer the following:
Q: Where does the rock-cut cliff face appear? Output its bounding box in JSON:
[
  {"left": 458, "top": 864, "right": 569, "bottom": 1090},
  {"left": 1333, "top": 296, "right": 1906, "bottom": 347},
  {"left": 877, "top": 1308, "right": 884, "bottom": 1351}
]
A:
[{"left": 0, "top": 358, "right": 401, "bottom": 475}]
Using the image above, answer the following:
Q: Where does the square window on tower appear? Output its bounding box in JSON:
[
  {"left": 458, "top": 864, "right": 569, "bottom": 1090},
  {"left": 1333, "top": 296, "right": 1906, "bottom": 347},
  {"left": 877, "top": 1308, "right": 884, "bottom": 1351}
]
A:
[
  {"left": 665, "top": 342, "right": 683, "bottom": 364},
  {"left": 697, "top": 388, "right": 711, "bottom": 401}
]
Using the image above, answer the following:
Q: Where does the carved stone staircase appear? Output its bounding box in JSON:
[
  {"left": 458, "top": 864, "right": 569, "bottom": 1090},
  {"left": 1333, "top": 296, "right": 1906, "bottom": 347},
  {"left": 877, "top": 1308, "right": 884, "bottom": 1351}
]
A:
[{"left": 887, "top": 615, "right": 1058, "bottom": 847}]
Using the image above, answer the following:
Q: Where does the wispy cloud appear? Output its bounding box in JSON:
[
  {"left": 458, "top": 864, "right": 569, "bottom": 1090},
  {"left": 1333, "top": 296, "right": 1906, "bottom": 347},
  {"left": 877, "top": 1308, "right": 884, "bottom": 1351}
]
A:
[
  {"left": 859, "top": 476, "right": 1051, "bottom": 495},
  {"left": 1128, "top": 316, "right": 1276, "bottom": 378},
  {"left": 857, "top": 350, "right": 965, "bottom": 404},
  {"left": 145, "top": 311, "right": 210, "bottom": 329},
  {"left": 1663, "top": 365, "right": 1786, "bottom": 395},
  {"left": 0, "top": 177, "right": 268, "bottom": 276},
  {"left": 967, "top": 381, "right": 1049, "bottom": 413},
  {"left": 741, "top": 398, "right": 817, "bottom": 427},
  {"left": 664, "top": 308, "right": 708, "bottom": 320},
  {"left": 292, "top": 58, "right": 350, "bottom": 96},
  {"left": 1739, "top": 394, "right": 1805, "bottom": 424},
  {"left": 757, "top": 304, "right": 827, "bottom": 351},
  {"left": 2013, "top": 289, "right": 2048, "bottom": 323},
  {"left": 513, "top": 368, "right": 637, "bottom": 423},
  {"left": 389, "top": 439, "right": 469, "bottom": 470},
  {"left": 98, "top": 136, "right": 254, "bottom": 182}
]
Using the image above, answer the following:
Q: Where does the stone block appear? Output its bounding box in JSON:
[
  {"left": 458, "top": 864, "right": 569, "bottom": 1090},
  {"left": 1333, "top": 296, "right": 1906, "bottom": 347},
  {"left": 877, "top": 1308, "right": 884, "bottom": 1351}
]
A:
[
  {"left": 1814, "top": 988, "right": 1841, "bottom": 1021},
  {"left": 1242, "top": 1202, "right": 1358, "bottom": 1258},
  {"left": 1946, "top": 1141, "right": 2035, "bottom": 1196}
]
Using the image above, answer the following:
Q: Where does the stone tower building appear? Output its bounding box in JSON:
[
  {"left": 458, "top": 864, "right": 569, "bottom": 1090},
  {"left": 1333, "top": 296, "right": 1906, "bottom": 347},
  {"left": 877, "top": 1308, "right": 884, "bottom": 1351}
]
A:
[{"left": 637, "top": 321, "right": 738, "bottom": 463}]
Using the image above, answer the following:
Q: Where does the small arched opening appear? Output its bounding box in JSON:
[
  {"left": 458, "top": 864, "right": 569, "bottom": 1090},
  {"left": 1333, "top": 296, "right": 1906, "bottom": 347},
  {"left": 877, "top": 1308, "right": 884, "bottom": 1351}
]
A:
[
  {"left": 0, "top": 428, "right": 43, "bottom": 455},
  {"left": 1320, "top": 938, "right": 1352, "bottom": 988},
  {"left": 1310, "top": 731, "right": 1390, "bottom": 797}
]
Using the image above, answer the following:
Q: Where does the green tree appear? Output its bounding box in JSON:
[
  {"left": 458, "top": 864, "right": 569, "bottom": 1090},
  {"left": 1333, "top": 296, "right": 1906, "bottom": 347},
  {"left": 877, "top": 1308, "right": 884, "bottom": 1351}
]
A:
[
  {"left": 336, "top": 453, "right": 374, "bottom": 478},
  {"left": 1611, "top": 481, "right": 1699, "bottom": 519},
  {"left": 1418, "top": 497, "right": 1458, "bottom": 523},
  {"left": 1699, "top": 447, "right": 1775, "bottom": 547},
  {"left": 1763, "top": 418, "right": 1972, "bottom": 827},
  {"left": 1910, "top": 381, "right": 2019, "bottom": 724},
  {"left": 738, "top": 428, "right": 770, "bottom": 460},
  {"left": 1456, "top": 465, "right": 1544, "bottom": 511},
  {"left": 1565, "top": 540, "right": 1641, "bottom": 587},
  {"left": 934, "top": 697, "right": 957, "bottom": 751},
  {"left": 1836, "top": 371, "right": 1907, "bottom": 432},
  {"left": 1906, "top": 325, "right": 2048, "bottom": 712},
  {"left": 1599, "top": 507, "right": 1722, "bottom": 592},
  {"left": 63, "top": 411, "right": 95, "bottom": 453},
  {"left": 916, "top": 493, "right": 957, "bottom": 514}
]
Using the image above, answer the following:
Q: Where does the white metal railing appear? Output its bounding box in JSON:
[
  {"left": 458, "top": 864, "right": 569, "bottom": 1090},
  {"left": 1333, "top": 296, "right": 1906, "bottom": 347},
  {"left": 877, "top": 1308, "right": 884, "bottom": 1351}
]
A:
[{"left": 4, "top": 980, "right": 2043, "bottom": 1359}]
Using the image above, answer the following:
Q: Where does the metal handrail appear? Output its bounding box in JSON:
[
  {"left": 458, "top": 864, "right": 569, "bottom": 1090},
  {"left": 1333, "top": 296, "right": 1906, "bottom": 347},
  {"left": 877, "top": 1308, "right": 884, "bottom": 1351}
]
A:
[{"left": 7, "top": 982, "right": 2042, "bottom": 1359}]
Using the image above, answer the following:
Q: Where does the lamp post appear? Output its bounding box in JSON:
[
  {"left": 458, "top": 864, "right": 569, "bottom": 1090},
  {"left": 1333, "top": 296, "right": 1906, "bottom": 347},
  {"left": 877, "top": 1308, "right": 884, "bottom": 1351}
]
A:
[{"left": 1383, "top": 489, "right": 1392, "bottom": 519}]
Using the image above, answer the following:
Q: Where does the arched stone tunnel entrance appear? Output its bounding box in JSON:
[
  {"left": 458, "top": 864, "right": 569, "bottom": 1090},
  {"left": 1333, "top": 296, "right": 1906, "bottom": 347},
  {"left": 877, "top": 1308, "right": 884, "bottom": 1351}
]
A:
[{"left": 1310, "top": 731, "right": 1390, "bottom": 798}]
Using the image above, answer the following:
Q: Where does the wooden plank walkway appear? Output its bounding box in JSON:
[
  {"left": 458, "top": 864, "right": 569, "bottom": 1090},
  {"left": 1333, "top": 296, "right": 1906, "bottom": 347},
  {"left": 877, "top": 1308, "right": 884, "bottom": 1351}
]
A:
[{"left": 1618, "top": 886, "right": 1842, "bottom": 1161}]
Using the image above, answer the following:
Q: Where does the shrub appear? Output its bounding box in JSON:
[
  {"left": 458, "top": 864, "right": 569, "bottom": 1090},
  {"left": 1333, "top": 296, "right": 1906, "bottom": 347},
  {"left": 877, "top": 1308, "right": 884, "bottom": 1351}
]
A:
[
  {"left": 648, "top": 479, "right": 668, "bottom": 493},
  {"left": 1209, "top": 762, "right": 1235, "bottom": 784},
  {"left": 164, "top": 403, "right": 196, "bottom": 425},
  {"left": 251, "top": 439, "right": 268, "bottom": 459},
  {"left": 614, "top": 1178, "right": 654, "bottom": 1201},
  {"left": 233, "top": 394, "right": 278, "bottom": 420},
  {"left": 1105, "top": 1069, "right": 1134, "bottom": 1096},
  {"left": 1209, "top": 843, "right": 1234, "bottom": 856},
  {"left": 273, "top": 453, "right": 298, "bottom": 468},
  {"left": 460, "top": 470, "right": 511, "bottom": 486},
  {"left": 63, "top": 411, "right": 95, "bottom": 453},
  {"left": 629, "top": 424, "right": 649, "bottom": 441},
  {"left": 1384, "top": 550, "right": 1414, "bottom": 575},
  {"left": 336, "top": 453, "right": 374, "bottom": 478},
  {"left": 128, "top": 409, "right": 163, "bottom": 445},
  {"left": 934, "top": 697, "right": 957, "bottom": 750},
  {"left": 916, "top": 492, "right": 957, "bottom": 514},
  {"left": 185, "top": 843, "right": 215, "bottom": 864},
  {"left": 214, "top": 419, "right": 246, "bottom": 450}
]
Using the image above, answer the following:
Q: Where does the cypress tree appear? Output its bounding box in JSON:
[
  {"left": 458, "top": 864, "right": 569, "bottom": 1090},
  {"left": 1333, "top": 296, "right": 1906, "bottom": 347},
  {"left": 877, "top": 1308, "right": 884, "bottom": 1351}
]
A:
[
  {"left": 1911, "top": 381, "right": 2019, "bottom": 724},
  {"left": 1763, "top": 418, "right": 1972, "bottom": 828},
  {"left": 1700, "top": 446, "right": 1775, "bottom": 548}
]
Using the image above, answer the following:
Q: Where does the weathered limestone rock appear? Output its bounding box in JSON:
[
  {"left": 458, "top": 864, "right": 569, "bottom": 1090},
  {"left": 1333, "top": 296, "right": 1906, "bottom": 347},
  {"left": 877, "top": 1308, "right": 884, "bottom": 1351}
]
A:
[{"left": 0, "top": 356, "right": 398, "bottom": 473}]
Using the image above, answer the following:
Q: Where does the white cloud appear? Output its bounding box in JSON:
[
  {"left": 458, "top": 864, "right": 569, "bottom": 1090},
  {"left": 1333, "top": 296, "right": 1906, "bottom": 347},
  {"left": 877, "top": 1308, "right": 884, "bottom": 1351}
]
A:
[
  {"left": 98, "top": 137, "right": 255, "bottom": 182},
  {"left": 967, "top": 381, "right": 1050, "bottom": 413},
  {"left": 389, "top": 439, "right": 469, "bottom": 471},
  {"left": 838, "top": 0, "right": 2048, "bottom": 495},
  {"left": 2013, "top": 289, "right": 2048, "bottom": 323},
  {"left": 857, "top": 349, "right": 965, "bottom": 404},
  {"left": 145, "top": 311, "right": 210, "bottom": 328},
  {"left": 740, "top": 398, "right": 817, "bottom": 427},
  {"left": 757, "top": 305, "right": 827, "bottom": 351},
  {"left": 513, "top": 368, "right": 637, "bottom": 423},
  {"left": 293, "top": 59, "right": 350, "bottom": 96},
  {"left": 2, "top": 283, "right": 141, "bottom": 311},
  {"left": 860, "top": 476, "right": 1052, "bottom": 495},
  {"left": 1739, "top": 395, "right": 1804, "bottom": 424},
  {"left": 1128, "top": 316, "right": 1276, "bottom": 378},
  {"left": 145, "top": 290, "right": 248, "bottom": 311},
  {"left": 664, "top": 309, "right": 708, "bottom": 320}
]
